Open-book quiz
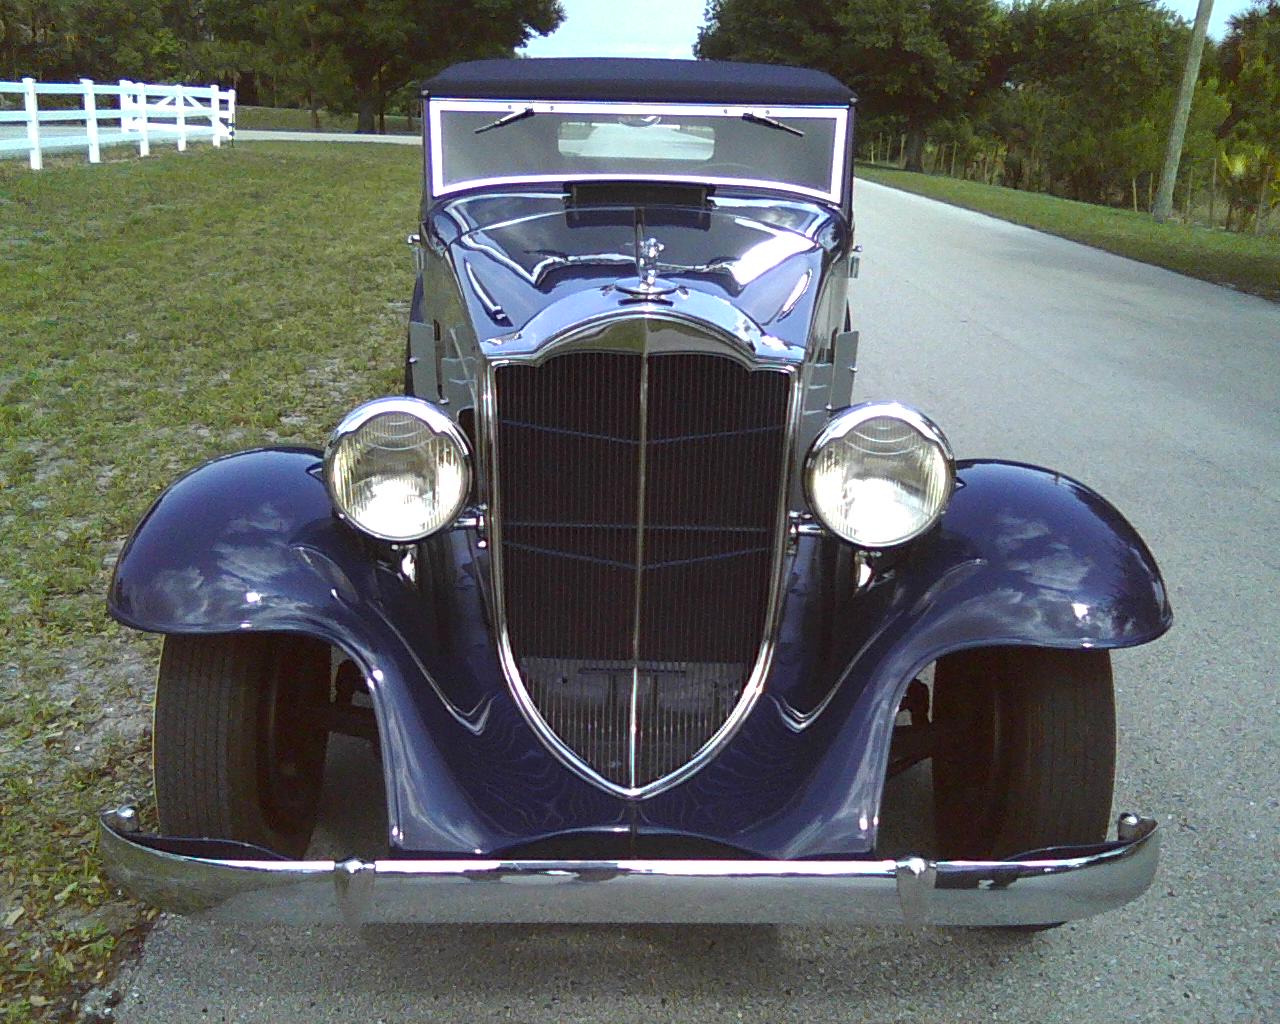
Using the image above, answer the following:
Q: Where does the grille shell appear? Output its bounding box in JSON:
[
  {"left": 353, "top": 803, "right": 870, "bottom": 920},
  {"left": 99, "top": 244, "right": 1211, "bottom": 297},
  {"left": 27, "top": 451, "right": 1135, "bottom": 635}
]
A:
[{"left": 492, "top": 345, "right": 792, "bottom": 792}]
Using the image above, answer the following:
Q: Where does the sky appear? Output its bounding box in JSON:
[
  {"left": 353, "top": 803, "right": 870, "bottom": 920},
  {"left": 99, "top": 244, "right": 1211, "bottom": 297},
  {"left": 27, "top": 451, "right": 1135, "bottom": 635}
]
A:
[{"left": 520, "top": 0, "right": 1258, "bottom": 61}]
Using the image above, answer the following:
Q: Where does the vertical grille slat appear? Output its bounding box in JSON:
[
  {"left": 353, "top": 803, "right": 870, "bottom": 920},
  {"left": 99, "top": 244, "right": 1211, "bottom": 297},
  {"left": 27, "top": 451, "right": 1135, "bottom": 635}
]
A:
[{"left": 495, "top": 349, "right": 789, "bottom": 790}]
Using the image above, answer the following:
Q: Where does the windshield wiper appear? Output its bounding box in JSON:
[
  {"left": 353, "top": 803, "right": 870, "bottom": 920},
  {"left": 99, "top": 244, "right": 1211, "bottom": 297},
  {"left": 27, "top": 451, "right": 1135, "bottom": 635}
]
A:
[
  {"left": 474, "top": 107, "right": 535, "bottom": 135},
  {"left": 742, "top": 112, "right": 804, "bottom": 138}
]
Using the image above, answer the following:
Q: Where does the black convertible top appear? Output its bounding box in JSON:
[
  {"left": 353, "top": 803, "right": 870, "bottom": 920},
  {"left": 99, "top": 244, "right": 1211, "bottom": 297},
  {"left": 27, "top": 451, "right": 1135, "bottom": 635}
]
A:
[{"left": 423, "top": 58, "right": 854, "bottom": 106}]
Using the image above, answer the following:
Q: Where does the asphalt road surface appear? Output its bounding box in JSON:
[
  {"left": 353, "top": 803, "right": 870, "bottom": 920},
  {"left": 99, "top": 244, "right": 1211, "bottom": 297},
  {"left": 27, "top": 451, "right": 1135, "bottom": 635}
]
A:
[{"left": 111, "top": 179, "right": 1279, "bottom": 1023}]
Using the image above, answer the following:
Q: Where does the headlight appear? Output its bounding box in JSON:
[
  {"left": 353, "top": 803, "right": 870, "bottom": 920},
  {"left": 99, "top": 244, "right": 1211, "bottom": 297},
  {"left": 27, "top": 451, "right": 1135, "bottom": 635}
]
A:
[
  {"left": 324, "top": 397, "right": 471, "bottom": 543},
  {"left": 804, "top": 402, "right": 954, "bottom": 548}
]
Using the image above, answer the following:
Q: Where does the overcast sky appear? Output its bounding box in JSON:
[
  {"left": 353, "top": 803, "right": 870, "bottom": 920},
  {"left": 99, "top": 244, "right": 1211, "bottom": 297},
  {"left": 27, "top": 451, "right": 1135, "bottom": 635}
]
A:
[{"left": 520, "top": 0, "right": 1257, "bottom": 61}]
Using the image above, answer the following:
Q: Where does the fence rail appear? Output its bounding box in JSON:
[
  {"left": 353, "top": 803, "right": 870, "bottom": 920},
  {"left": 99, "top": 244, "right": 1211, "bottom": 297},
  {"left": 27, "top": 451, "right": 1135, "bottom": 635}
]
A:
[{"left": 0, "top": 78, "right": 235, "bottom": 169}]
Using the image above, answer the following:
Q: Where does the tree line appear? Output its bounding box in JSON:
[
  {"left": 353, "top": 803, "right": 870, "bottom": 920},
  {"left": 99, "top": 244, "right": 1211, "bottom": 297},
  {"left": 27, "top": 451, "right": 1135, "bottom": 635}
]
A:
[
  {"left": 0, "top": 0, "right": 563, "bottom": 132},
  {"left": 3, "top": 0, "right": 1274, "bottom": 229},
  {"left": 699, "top": 0, "right": 1280, "bottom": 232}
]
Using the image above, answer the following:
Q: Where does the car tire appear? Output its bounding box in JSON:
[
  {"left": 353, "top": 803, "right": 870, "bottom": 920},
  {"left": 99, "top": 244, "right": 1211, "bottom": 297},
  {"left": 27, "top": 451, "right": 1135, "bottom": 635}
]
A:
[
  {"left": 932, "top": 646, "right": 1116, "bottom": 861},
  {"left": 153, "top": 633, "right": 331, "bottom": 858}
]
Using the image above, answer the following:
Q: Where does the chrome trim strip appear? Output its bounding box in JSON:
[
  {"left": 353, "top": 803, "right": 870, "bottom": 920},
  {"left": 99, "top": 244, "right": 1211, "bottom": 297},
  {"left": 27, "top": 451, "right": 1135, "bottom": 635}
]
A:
[
  {"left": 482, "top": 313, "right": 801, "bottom": 799},
  {"left": 99, "top": 809, "right": 1160, "bottom": 927},
  {"left": 486, "top": 296, "right": 802, "bottom": 366},
  {"left": 627, "top": 351, "right": 651, "bottom": 790},
  {"left": 428, "top": 99, "right": 849, "bottom": 203}
]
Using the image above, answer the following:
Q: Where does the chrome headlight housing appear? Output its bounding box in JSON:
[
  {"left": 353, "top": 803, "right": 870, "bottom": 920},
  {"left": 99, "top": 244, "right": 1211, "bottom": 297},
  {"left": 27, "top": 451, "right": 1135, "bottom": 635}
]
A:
[
  {"left": 324, "top": 397, "right": 471, "bottom": 543},
  {"left": 804, "top": 402, "right": 954, "bottom": 548}
]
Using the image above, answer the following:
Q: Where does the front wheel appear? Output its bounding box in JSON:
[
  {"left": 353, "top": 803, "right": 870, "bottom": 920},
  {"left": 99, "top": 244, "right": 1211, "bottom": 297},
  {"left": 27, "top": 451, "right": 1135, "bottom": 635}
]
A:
[
  {"left": 932, "top": 647, "right": 1116, "bottom": 861},
  {"left": 153, "top": 633, "right": 331, "bottom": 857}
]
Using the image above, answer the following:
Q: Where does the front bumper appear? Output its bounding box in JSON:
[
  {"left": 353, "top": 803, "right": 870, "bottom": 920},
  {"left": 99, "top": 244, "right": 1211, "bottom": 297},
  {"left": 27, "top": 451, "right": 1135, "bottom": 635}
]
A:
[{"left": 99, "top": 808, "right": 1158, "bottom": 927}]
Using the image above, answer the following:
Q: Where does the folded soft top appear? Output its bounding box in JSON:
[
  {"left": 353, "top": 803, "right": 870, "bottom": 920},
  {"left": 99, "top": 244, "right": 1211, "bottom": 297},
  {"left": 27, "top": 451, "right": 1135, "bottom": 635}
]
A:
[{"left": 422, "top": 58, "right": 855, "bottom": 106}]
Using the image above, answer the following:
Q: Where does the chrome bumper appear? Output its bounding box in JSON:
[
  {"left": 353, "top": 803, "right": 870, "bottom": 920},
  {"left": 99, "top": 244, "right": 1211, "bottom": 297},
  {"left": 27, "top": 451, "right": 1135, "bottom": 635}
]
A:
[{"left": 98, "top": 808, "right": 1158, "bottom": 927}]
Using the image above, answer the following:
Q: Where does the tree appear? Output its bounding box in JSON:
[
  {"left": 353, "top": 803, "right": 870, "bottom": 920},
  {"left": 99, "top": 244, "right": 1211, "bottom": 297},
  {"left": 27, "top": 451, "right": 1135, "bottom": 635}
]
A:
[
  {"left": 0, "top": 0, "right": 197, "bottom": 82},
  {"left": 985, "top": 0, "right": 1193, "bottom": 204},
  {"left": 309, "top": 0, "right": 563, "bottom": 133},
  {"left": 1218, "top": 1, "right": 1280, "bottom": 228},
  {"left": 0, "top": 0, "right": 562, "bottom": 136},
  {"left": 698, "top": 0, "right": 1000, "bottom": 171}
]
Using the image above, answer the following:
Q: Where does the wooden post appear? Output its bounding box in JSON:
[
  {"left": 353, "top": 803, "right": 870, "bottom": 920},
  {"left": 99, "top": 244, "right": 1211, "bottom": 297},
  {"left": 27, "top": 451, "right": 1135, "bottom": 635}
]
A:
[
  {"left": 80, "top": 78, "right": 100, "bottom": 163},
  {"left": 899, "top": 133, "right": 906, "bottom": 167},
  {"left": 175, "top": 85, "right": 187, "bottom": 151},
  {"left": 227, "top": 87, "right": 236, "bottom": 143},
  {"left": 210, "top": 85, "right": 221, "bottom": 147},
  {"left": 137, "top": 83, "right": 150, "bottom": 157},
  {"left": 1153, "top": 0, "right": 1214, "bottom": 222},
  {"left": 1209, "top": 158, "right": 1217, "bottom": 227},
  {"left": 22, "top": 77, "right": 41, "bottom": 170},
  {"left": 1257, "top": 161, "right": 1272, "bottom": 236},
  {"left": 1131, "top": 177, "right": 1139, "bottom": 212},
  {"left": 119, "top": 79, "right": 133, "bottom": 132}
]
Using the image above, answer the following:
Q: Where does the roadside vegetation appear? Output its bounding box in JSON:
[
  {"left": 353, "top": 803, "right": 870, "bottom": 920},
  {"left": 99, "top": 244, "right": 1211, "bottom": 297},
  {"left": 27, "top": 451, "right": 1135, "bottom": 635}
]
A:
[
  {"left": 0, "top": 142, "right": 419, "bottom": 1021},
  {"left": 702, "top": 0, "right": 1280, "bottom": 239},
  {"left": 234, "top": 104, "right": 416, "bottom": 134},
  {"left": 857, "top": 163, "right": 1280, "bottom": 301},
  {"left": 1, "top": 0, "right": 563, "bottom": 134}
]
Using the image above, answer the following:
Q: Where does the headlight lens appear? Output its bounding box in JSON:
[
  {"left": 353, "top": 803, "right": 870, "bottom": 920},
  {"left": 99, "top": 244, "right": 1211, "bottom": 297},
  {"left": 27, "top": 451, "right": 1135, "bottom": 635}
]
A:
[
  {"left": 804, "top": 402, "right": 954, "bottom": 548},
  {"left": 324, "top": 397, "right": 471, "bottom": 543}
]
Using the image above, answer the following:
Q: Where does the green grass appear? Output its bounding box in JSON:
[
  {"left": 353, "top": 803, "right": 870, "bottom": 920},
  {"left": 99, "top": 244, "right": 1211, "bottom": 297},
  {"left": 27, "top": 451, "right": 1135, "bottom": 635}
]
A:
[
  {"left": 856, "top": 164, "right": 1280, "bottom": 302},
  {"left": 0, "top": 143, "right": 420, "bottom": 1020},
  {"left": 234, "top": 104, "right": 418, "bottom": 135}
]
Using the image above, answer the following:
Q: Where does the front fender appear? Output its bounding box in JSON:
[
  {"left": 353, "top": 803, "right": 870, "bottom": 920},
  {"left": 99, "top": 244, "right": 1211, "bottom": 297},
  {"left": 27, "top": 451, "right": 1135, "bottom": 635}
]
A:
[
  {"left": 109, "top": 448, "right": 626, "bottom": 854},
  {"left": 641, "top": 459, "right": 1172, "bottom": 856},
  {"left": 879, "top": 457, "right": 1172, "bottom": 653},
  {"left": 111, "top": 448, "right": 363, "bottom": 635}
]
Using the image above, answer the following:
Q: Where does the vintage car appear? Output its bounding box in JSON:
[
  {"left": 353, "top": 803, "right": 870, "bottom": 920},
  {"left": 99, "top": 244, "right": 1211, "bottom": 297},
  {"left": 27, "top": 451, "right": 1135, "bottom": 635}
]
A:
[{"left": 99, "top": 58, "right": 1170, "bottom": 928}]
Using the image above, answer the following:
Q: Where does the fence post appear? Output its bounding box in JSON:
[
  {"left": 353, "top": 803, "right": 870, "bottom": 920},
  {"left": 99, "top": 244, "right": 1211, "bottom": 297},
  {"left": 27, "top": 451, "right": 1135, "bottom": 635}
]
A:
[
  {"left": 136, "top": 82, "right": 150, "bottom": 157},
  {"left": 1256, "top": 161, "right": 1271, "bottom": 236},
  {"left": 1209, "top": 158, "right": 1217, "bottom": 228},
  {"left": 209, "top": 85, "right": 221, "bottom": 147},
  {"left": 119, "top": 79, "right": 133, "bottom": 131},
  {"left": 22, "top": 77, "right": 41, "bottom": 170},
  {"left": 80, "top": 78, "right": 100, "bottom": 163},
  {"left": 227, "top": 87, "right": 236, "bottom": 143},
  {"left": 175, "top": 84, "right": 187, "bottom": 151}
]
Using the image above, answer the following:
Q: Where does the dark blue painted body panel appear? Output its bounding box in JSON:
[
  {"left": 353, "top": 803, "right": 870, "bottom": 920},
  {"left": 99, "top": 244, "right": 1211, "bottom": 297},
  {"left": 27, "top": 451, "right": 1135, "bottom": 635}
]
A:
[
  {"left": 110, "top": 449, "right": 627, "bottom": 853},
  {"left": 638, "top": 459, "right": 1171, "bottom": 855},
  {"left": 111, "top": 451, "right": 1169, "bottom": 858}
]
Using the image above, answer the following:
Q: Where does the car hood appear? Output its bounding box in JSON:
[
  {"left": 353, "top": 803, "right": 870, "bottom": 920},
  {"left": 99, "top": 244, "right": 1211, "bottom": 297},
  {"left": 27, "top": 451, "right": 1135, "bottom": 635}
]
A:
[{"left": 429, "top": 192, "right": 848, "bottom": 351}]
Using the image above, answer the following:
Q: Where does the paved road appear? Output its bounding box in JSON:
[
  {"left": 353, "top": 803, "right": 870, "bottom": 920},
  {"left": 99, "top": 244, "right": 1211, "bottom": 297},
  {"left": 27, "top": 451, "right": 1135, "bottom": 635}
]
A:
[{"left": 112, "top": 181, "right": 1279, "bottom": 1023}]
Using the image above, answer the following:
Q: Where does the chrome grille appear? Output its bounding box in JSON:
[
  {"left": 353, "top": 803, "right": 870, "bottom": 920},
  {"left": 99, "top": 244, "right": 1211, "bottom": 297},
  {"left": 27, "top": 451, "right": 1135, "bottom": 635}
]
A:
[{"left": 494, "top": 349, "right": 790, "bottom": 790}]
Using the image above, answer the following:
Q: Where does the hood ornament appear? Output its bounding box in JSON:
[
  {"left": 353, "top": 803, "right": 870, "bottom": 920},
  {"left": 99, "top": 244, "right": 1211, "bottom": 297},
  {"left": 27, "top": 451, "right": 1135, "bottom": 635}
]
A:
[
  {"left": 637, "top": 236, "right": 664, "bottom": 286},
  {"left": 614, "top": 236, "right": 678, "bottom": 301}
]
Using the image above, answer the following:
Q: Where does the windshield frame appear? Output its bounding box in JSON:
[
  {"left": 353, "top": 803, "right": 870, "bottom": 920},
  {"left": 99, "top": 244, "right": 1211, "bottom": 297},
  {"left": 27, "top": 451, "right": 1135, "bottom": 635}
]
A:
[{"left": 427, "top": 98, "right": 850, "bottom": 205}]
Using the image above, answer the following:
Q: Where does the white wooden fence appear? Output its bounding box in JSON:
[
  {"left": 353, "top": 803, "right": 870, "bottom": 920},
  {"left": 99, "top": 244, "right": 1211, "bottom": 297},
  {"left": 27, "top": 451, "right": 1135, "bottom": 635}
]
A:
[{"left": 0, "top": 78, "right": 236, "bottom": 170}]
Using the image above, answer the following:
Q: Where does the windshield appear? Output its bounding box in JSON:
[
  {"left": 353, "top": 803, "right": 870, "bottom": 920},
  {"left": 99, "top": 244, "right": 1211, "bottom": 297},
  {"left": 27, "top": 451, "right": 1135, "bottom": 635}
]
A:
[{"left": 429, "top": 100, "right": 848, "bottom": 203}]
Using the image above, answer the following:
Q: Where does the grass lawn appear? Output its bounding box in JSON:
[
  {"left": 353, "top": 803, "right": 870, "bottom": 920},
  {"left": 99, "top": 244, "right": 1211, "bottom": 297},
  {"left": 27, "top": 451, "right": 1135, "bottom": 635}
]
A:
[
  {"left": 235, "top": 104, "right": 418, "bottom": 135},
  {"left": 0, "top": 142, "right": 419, "bottom": 1020},
  {"left": 856, "top": 163, "right": 1280, "bottom": 302}
]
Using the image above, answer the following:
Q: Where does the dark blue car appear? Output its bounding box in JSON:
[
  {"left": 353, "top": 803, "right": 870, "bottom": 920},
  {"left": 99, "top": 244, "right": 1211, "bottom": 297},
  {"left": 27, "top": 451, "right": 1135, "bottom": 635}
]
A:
[{"left": 100, "top": 58, "right": 1169, "bottom": 929}]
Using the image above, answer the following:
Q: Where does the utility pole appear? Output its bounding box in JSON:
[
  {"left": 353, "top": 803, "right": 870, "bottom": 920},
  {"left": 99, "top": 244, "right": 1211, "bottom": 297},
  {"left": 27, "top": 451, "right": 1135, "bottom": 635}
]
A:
[{"left": 1154, "top": 0, "right": 1214, "bottom": 223}]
